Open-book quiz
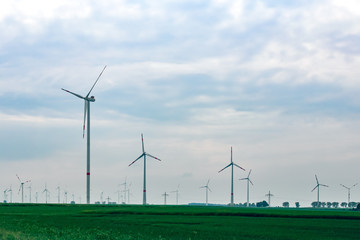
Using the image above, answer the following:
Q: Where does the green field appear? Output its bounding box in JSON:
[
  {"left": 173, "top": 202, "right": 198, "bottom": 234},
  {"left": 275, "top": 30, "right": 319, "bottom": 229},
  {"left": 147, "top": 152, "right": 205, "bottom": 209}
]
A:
[{"left": 0, "top": 204, "right": 359, "bottom": 240}]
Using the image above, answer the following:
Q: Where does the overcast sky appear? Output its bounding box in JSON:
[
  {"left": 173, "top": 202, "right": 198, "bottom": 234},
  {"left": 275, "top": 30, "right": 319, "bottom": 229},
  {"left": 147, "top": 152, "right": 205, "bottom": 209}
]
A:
[{"left": 1, "top": 0, "right": 360, "bottom": 206}]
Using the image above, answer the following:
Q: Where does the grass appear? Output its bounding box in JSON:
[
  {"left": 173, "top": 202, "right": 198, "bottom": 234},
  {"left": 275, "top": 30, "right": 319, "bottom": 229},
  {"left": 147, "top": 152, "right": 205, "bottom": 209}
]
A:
[{"left": 0, "top": 204, "right": 359, "bottom": 239}]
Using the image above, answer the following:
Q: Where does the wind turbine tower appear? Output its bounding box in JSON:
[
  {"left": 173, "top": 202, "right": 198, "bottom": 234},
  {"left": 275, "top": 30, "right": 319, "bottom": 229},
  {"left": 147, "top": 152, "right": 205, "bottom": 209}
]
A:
[
  {"left": 62, "top": 65, "right": 107, "bottom": 204},
  {"left": 200, "top": 180, "right": 212, "bottom": 206},
  {"left": 240, "top": 169, "right": 253, "bottom": 207},
  {"left": 265, "top": 190, "right": 274, "bottom": 207},
  {"left": 218, "top": 147, "right": 245, "bottom": 206},
  {"left": 16, "top": 174, "right": 30, "bottom": 203},
  {"left": 311, "top": 175, "right": 328, "bottom": 207},
  {"left": 8, "top": 186, "right": 12, "bottom": 203},
  {"left": 120, "top": 178, "right": 127, "bottom": 204},
  {"left": 340, "top": 183, "right": 358, "bottom": 206},
  {"left": 129, "top": 134, "right": 161, "bottom": 205},
  {"left": 162, "top": 192, "right": 169, "bottom": 205},
  {"left": 43, "top": 184, "right": 50, "bottom": 204}
]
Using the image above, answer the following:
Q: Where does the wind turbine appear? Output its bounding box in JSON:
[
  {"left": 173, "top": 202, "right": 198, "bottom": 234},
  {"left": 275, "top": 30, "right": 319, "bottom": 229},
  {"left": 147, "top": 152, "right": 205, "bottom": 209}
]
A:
[
  {"left": 311, "top": 175, "right": 328, "bottom": 207},
  {"left": 43, "top": 184, "right": 50, "bottom": 204},
  {"left": 62, "top": 65, "right": 107, "bottom": 204},
  {"left": 64, "top": 190, "right": 68, "bottom": 203},
  {"left": 200, "top": 180, "right": 211, "bottom": 206},
  {"left": 239, "top": 169, "right": 253, "bottom": 207},
  {"left": 16, "top": 174, "right": 30, "bottom": 203},
  {"left": 340, "top": 183, "right": 358, "bottom": 206},
  {"left": 218, "top": 147, "right": 245, "bottom": 206},
  {"left": 129, "top": 133, "right": 161, "bottom": 205},
  {"left": 162, "top": 192, "right": 169, "bottom": 205},
  {"left": 265, "top": 190, "right": 274, "bottom": 207}
]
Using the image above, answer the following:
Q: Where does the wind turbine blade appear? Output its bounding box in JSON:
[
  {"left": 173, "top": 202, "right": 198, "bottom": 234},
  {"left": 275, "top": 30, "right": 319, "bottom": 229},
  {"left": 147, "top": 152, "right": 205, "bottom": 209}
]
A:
[
  {"left": 83, "top": 101, "right": 87, "bottom": 138},
  {"left": 340, "top": 184, "right": 348, "bottom": 189},
  {"left": 16, "top": 174, "right": 21, "bottom": 183},
  {"left": 208, "top": 187, "right": 212, "bottom": 192},
  {"left": 146, "top": 153, "right": 161, "bottom": 161},
  {"left": 233, "top": 163, "right": 245, "bottom": 171},
  {"left": 315, "top": 175, "right": 319, "bottom": 184},
  {"left": 61, "top": 88, "right": 85, "bottom": 99},
  {"left": 218, "top": 163, "right": 232, "bottom": 173},
  {"left": 141, "top": 133, "right": 145, "bottom": 153},
  {"left": 206, "top": 179, "right": 210, "bottom": 186},
  {"left": 86, "top": 65, "right": 107, "bottom": 98},
  {"left": 239, "top": 178, "right": 247, "bottom": 181},
  {"left": 249, "top": 179, "right": 254, "bottom": 185},
  {"left": 320, "top": 184, "right": 329, "bottom": 188},
  {"left": 311, "top": 185, "right": 318, "bottom": 192},
  {"left": 352, "top": 183, "right": 358, "bottom": 188},
  {"left": 248, "top": 169, "right": 252, "bottom": 178},
  {"left": 128, "top": 153, "right": 144, "bottom": 166}
]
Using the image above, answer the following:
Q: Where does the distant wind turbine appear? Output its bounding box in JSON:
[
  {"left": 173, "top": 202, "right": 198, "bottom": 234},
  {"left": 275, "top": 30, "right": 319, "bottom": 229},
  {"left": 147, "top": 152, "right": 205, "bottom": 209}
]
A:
[
  {"left": 28, "top": 184, "right": 32, "bottom": 203},
  {"left": 265, "top": 190, "right": 274, "bottom": 207},
  {"left": 43, "top": 184, "right": 50, "bottom": 204},
  {"left": 16, "top": 174, "right": 30, "bottom": 203},
  {"left": 311, "top": 175, "right": 328, "bottom": 207},
  {"left": 200, "top": 180, "right": 212, "bottom": 206},
  {"left": 8, "top": 186, "right": 12, "bottom": 203},
  {"left": 120, "top": 177, "right": 127, "bottom": 204},
  {"left": 129, "top": 133, "right": 161, "bottom": 205},
  {"left": 340, "top": 183, "right": 358, "bottom": 205},
  {"left": 62, "top": 65, "right": 107, "bottom": 204},
  {"left": 56, "top": 186, "right": 61, "bottom": 204},
  {"left": 218, "top": 147, "right": 245, "bottom": 206},
  {"left": 240, "top": 169, "right": 253, "bottom": 207}
]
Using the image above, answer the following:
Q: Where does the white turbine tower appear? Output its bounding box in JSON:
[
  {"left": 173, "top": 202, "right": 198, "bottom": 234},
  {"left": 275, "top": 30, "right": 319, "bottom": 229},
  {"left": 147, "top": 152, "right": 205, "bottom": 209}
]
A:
[
  {"left": 340, "top": 183, "right": 358, "bottom": 206},
  {"left": 200, "top": 180, "right": 211, "bottom": 206},
  {"left": 311, "top": 175, "right": 328, "bottom": 208},
  {"left": 62, "top": 65, "right": 107, "bottom": 204},
  {"left": 28, "top": 184, "right": 32, "bottom": 203},
  {"left": 8, "top": 186, "right": 13, "bottom": 203},
  {"left": 129, "top": 133, "right": 161, "bottom": 205},
  {"left": 218, "top": 147, "right": 245, "bottom": 206},
  {"left": 240, "top": 169, "right": 253, "bottom": 207},
  {"left": 56, "top": 186, "right": 61, "bottom": 204},
  {"left": 16, "top": 174, "right": 30, "bottom": 203},
  {"left": 43, "top": 184, "right": 50, "bottom": 204}
]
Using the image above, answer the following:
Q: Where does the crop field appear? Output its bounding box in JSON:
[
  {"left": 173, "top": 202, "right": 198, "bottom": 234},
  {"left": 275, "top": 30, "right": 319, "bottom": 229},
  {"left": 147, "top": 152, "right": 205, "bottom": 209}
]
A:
[{"left": 0, "top": 204, "right": 359, "bottom": 240}]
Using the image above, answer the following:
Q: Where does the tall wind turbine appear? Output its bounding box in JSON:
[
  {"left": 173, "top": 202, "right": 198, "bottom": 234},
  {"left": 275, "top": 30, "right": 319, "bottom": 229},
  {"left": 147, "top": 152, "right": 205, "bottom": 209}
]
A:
[
  {"left": 28, "top": 184, "right": 32, "bottom": 203},
  {"left": 240, "top": 169, "right": 253, "bottom": 207},
  {"left": 200, "top": 180, "right": 212, "bottom": 206},
  {"left": 340, "top": 183, "right": 358, "bottom": 205},
  {"left": 311, "top": 175, "right": 328, "bottom": 207},
  {"left": 16, "top": 174, "right": 30, "bottom": 203},
  {"left": 129, "top": 133, "right": 161, "bottom": 205},
  {"left": 8, "top": 186, "right": 12, "bottom": 203},
  {"left": 120, "top": 178, "right": 127, "bottom": 204},
  {"left": 62, "top": 65, "right": 107, "bottom": 204},
  {"left": 218, "top": 147, "right": 245, "bottom": 206},
  {"left": 265, "top": 190, "right": 274, "bottom": 207},
  {"left": 43, "top": 184, "right": 50, "bottom": 204}
]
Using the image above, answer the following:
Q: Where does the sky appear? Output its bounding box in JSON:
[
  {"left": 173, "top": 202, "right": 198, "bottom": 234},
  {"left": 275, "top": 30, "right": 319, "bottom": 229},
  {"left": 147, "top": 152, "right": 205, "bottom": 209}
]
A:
[{"left": 1, "top": 0, "right": 360, "bottom": 207}]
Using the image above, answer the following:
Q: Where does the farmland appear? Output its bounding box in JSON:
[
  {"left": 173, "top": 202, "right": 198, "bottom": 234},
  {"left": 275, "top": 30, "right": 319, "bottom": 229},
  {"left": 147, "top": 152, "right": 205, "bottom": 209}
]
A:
[{"left": 0, "top": 204, "right": 359, "bottom": 239}]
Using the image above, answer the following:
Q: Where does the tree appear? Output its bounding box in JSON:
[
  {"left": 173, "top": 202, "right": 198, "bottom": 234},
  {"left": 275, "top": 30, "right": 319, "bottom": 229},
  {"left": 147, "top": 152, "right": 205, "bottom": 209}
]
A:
[
  {"left": 326, "top": 202, "right": 332, "bottom": 208},
  {"left": 282, "top": 202, "right": 289, "bottom": 208},
  {"left": 341, "top": 202, "right": 347, "bottom": 208},
  {"left": 295, "top": 202, "right": 300, "bottom": 208},
  {"left": 311, "top": 202, "right": 318, "bottom": 208},
  {"left": 332, "top": 202, "right": 339, "bottom": 208},
  {"left": 256, "top": 201, "right": 269, "bottom": 208},
  {"left": 321, "top": 202, "right": 326, "bottom": 208},
  {"left": 349, "top": 202, "right": 357, "bottom": 208}
]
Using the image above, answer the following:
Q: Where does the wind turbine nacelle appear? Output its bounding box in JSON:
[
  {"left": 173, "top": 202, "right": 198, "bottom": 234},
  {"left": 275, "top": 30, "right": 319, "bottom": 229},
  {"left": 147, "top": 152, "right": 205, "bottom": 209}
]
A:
[{"left": 88, "top": 96, "right": 96, "bottom": 102}]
